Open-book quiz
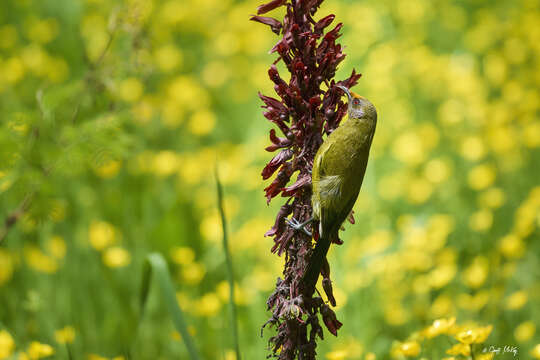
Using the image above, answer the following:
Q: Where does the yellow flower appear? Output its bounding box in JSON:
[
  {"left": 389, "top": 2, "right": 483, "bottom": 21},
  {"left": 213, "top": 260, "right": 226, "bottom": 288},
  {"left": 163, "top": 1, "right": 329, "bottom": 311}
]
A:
[
  {"left": 181, "top": 262, "right": 206, "bottom": 284},
  {"left": 118, "top": 77, "right": 144, "bottom": 103},
  {"left": 102, "top": 247, "right": 131, "bottom": 268},
  {"left": 531, "top": 344, "right": 540, "bottom": 359},
  {"left": 505, "top": 290, "right": 528, "bottom": 310},
  {"left": 446, "top": 343, "right": 470, "bottom": 356},
  {"left": 424, "top": 317, "right": 456, "bottom": 338},
  {"left": 326, "top": 350, "right": 348, "bottom": 360},
  {"left": 477, "top": 353, "right": 495, "bottom": 360},
  {"left": 498, "top": 234, "right": 525, "bottom": 258},
  {"left": 398, "top": 341, "right": 421, "bottom": 357},
  {"left": 47, "top": 236, "right": 66, "bottom": 260},
  {"left": 514, "top": 321, "right": 535, "bottom": 343},
  {"left": 188, "top": 110, "right": 216, "bottom": 136},
  {"left": 54, "top": 326, "right": 75, "bottom": 344},
  {"left": 224, "top": 350, "right": 237, "bottom": 360},
  {"left": 468, "top": 164, "right": 496, "bottom": 190},
  {"left": 170, "top": 247, "right": 195, "bottom": 265},
  {"left": 365, "top": 352, "right": 376, "bottom": 360},
  {"left": 455, "top": 325, "right": 492, "bottom": 345},
  {"left": 154, "top": 44, "right": 183, "bottom": 72},
  {"left": 89, "top": 220, "right": 117, "bottom": 251},
  {"left": 152, "top": 151, "right": 178, "bottom": 176},
  {"left": 195, "top": 293, "right": 221, "bottom": 317},
  {"left": 469, "top": 209, "right": 493, "bottom": 232},
  {"left": 27, "top": 341, "right": 54, "bottom": 359},
  {"left": 462, "top": 256, "right": 489, "bottom": 288},
  {"left": 392, "top": 131, "right": 425, "bottom": 165},
  {"left": 94, "top": 160, "right": 121, "bottom": 179},
  {"left": 0, "top": 330, "right": 15, "bottom": 359},
  {"left": 478, "top": 187, "right": 506, "bottom": 209},
  {"left": 460, "top": 136, "right": 485, "bottom": 161},
  {"left": 424, "top": 158, "right": 451, "bottom": 184},
  {"left": 24, "top": 246, "right": 58, "bottom": 274},
  {"left": 27, "top": 18, "right": 59, "bottom": 44}
]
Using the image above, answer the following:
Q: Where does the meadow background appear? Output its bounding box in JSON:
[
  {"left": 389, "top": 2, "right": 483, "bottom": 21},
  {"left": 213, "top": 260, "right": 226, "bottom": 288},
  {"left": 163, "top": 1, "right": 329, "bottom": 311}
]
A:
[{"left": 1, "top": 0, "right": 539, "bottom": 358}]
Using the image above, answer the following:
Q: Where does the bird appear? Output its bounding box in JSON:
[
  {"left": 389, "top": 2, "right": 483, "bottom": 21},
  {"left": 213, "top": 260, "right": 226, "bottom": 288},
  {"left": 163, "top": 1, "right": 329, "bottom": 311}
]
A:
[{"left": 288, "top": 85, "right": 377, "bottom": 298}]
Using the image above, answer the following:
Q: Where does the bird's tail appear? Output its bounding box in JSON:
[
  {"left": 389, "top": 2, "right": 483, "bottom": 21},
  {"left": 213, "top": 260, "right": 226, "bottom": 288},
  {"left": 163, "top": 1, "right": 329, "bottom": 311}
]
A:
[{"left": 302, "top": 233, "right": 332, "bottom": 297}]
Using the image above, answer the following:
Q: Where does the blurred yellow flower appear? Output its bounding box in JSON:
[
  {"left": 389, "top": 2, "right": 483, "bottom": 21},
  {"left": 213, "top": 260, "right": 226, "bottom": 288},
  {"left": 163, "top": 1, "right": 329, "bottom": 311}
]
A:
[
  {"left": 188, "top": 110, "right": 216, "bottom": 136},
  {"left": 154, "top": 44, "right": 183, "bottom": 72},
  {"left": 54, "top": 326, "right": 76, "bottom": 344},
  {"left": 170, "top": 246, "right": 195, "bottom": 265},
  {"left": 392, "top": 131, "right": 425, "bottom": 165},
  {"left": 424, "top": 158, "right": 451, "bottom": 183},
  {"left": 429, "top": 294, "right": 454, "bottom": 318},
  {"left": 457, "top": 291, "right": 489, "bottom": 311},
  {"left": 0, "top": 249, "right": 14, "bottom": 286},
  {"left": 365, "top": 352, "right": 376, "bottom": 360},
  {"left": 0, "top": 330, "right": 15, "bottom": 359},
  {"left": 478, "top": 187, "right": 506, "bottom": 209},
  {"left": 181, "top": 262, "right": 206, "bottom": 284},
  {"left": 498, "top": 234, "right": 525, "bottom": 258},
  {"left": 47, "top": 235, "right": 66, "bottom": 260},
  {"left": 94, "top": 160, "right": 121, "bottom": 179},
  {"left": 196, "top": 293, "right": 222, "bottom": 317},
  {"left": 523, "top": 121, "right": 540, "bottom": 148},
  {"left": 152, "top": 151, "right": 178, "bottom": 176},
  {"left": 531, "top": 344, "right": 540, "bottom": 359},
  {"left": 407, "top": 177, "right": 433, "bottom": 204},
  {"left": 26, "top": 18, "right": 59, "bottom": 44},
  {"left": 514, "top": 321, "right": 535, "bottom": 343},
  {"left": 428, "top": 263, "right": 456, "bottom": 289},
  {"left": 27, "top": 341, "right": 54, "bottom": 359},
  {"left": 398, "top": 341, "right": 421, "bottom": 357},
  {"left": 3, "top": 57, "right": 25, "bottom": 84},
  {"left": 118, "top": 78, "right": 144, "bottom": 103},
  {"left": 24, "top": 246, "right": 58, "bottom": 274},
  {"left": 102, "top": 247, "right": 131, "bottom": 268},
  {"left": 89, "top": 220, "right": 117, "bottom": 251},
  {"left": 202, "top": 61, "right": 230, "bottom": 88},
  {"left": 460, "top": 136, "right": 485, "bottom": 161},
  {"left": 505, "top": 290, "right": 528, "bottom": 310},
  {"left": 325, "top": 350, "right": 347, "bottom": 360},
  {"left": 224, "top": 349, "right": 237, "bottom": 360},
  {"left": 468, "top": 164, "right": 496, "bottom": 190},
  {"left": 424, "top": 317, "right": 456, "bottom": 338},
  {"left": 469, "top": 209, "right": 493, "bottom": 232},
  {"left": 462, "top": 256, "right": 489, "bottom": 288},
  {"left": 199, "top": 212, "right": 221, "bottom": 243}
]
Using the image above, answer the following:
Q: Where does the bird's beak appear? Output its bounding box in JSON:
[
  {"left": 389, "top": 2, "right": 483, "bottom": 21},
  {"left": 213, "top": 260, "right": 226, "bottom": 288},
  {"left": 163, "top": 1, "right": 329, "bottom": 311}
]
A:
[{"left": 336, "top": 85, "right": 352, "bottom": 102}]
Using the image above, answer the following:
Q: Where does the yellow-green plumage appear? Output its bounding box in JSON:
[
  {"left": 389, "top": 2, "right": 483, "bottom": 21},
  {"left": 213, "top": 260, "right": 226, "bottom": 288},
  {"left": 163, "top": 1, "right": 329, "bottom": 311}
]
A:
[{"left": 303, "top": 88, "right": 377, "bottom": 295}]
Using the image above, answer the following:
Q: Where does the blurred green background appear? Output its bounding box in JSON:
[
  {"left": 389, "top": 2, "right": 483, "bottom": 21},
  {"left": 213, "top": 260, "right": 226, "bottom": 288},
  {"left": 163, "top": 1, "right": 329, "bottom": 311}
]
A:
[{"left": 1, "top": 0, "right": 539, "bottom": 358}]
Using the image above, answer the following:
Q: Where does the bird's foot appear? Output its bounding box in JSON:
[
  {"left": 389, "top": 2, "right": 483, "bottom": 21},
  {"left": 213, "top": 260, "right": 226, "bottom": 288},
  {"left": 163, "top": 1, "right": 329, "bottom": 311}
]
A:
[{"left": 286, "top": 217, "right": 313, "bottom": 237}]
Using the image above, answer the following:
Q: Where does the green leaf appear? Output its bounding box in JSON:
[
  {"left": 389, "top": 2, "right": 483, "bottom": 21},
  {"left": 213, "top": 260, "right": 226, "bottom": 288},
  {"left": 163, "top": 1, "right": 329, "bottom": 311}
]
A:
[{"left": 139, "top": 252, "right": 201, "bottom": 360}]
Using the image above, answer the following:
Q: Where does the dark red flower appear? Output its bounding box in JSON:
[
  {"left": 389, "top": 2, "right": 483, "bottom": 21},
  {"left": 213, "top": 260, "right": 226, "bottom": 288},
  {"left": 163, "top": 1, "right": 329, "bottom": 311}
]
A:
[{"left": 251, "top": 0, "right": 361, "bottom": 357}]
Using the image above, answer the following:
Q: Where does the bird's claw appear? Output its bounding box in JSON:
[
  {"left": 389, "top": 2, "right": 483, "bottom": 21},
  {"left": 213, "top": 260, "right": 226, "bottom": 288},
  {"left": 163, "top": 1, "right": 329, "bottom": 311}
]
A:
[{"left": 286, "top": 217, "right": 313, "bottom": 237}]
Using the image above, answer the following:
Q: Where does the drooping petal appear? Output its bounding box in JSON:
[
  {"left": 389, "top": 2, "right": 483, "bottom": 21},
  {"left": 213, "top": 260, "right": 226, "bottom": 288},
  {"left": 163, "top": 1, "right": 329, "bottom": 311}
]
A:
[{"left": 256, "top": 0, "right": 286, "bottom": 15}]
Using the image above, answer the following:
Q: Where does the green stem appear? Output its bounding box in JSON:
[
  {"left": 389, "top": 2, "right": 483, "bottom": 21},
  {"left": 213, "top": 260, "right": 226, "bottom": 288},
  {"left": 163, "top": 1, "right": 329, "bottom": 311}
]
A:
[{"left": 215, "top": 166, "right": 241, "bottom": 360}]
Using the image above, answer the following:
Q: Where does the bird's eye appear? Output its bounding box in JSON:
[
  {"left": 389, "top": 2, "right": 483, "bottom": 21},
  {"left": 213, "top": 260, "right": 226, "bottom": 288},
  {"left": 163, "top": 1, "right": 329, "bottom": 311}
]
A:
[{"left": 353, "top": 99, "right": 360, "bottom": 106}]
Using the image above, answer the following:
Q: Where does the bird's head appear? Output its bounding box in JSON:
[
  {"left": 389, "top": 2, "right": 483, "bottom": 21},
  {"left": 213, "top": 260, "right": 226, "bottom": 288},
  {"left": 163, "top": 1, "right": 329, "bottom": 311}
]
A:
[{"left": 336, "top": 85, "right": 377, "bottom": 123}]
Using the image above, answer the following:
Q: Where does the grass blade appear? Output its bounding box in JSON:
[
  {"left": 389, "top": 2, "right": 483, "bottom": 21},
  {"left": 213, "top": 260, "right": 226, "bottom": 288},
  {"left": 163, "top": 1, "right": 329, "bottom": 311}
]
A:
[
  {"left": 139, "top": 252, "right": 201, "bottom": 360},
  {"left": 215, "top": 166, "right": 241, "bottom": 360}
]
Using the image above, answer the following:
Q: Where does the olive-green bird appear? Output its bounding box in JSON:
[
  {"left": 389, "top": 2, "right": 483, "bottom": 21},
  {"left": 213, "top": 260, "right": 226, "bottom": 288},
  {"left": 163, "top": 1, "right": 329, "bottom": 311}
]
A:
[{"left": 289, "top": 85, "right": 377, "bottom": 297}]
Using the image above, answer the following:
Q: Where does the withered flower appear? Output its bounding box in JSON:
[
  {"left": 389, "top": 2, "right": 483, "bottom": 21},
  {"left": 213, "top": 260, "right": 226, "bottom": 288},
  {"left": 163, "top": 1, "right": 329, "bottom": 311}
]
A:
[{"left": 252, "top": 0, "right": 361, "bottom": 358}]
